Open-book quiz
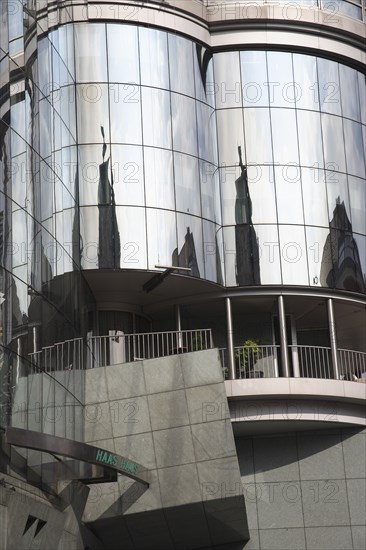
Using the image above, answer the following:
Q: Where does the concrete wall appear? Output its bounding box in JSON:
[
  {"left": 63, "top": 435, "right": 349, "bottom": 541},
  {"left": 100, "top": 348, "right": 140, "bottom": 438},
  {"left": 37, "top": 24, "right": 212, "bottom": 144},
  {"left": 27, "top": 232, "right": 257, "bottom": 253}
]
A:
[{"left": 237, "top": 427, "right": 366, "bottom": 550}]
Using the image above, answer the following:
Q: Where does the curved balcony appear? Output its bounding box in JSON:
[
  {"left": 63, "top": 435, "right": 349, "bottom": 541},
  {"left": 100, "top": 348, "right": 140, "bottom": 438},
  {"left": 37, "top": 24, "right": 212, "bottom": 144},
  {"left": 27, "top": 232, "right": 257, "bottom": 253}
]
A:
[
  {"left": 28, "top": 330, "right": 366, "bottom": 384},
  {"left": 219, "top": 344, "right": 366, "bottom": 382}
]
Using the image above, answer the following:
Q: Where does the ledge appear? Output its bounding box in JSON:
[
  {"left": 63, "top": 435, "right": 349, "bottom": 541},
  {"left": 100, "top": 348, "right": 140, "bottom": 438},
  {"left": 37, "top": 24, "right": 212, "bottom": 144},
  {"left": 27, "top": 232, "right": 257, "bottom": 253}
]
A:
[{"left": 225, "top": 377, "right": 366, "bottom": 405}]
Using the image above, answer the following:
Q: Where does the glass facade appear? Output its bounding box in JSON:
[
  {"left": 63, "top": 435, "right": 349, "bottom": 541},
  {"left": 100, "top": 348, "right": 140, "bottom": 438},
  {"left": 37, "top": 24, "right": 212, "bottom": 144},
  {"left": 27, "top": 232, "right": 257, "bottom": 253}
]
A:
[
  {"left": 0, "top": 6, "right": 365, "bottom": 484},
  {"left": 214, "top": 50, "right": 366, "bottom": 291}
]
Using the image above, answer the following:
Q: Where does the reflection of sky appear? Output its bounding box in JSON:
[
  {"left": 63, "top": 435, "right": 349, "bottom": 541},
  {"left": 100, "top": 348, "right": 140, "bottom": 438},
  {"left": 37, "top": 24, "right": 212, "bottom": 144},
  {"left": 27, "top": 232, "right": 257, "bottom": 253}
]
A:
[{"left": 147, "top": 209, "right": 177, "bottom": 269}]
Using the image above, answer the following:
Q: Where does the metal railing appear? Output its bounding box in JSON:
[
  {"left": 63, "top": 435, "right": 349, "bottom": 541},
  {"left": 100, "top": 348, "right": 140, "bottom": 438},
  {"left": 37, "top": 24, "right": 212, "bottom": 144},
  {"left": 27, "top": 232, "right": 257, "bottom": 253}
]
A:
[
  {"left": 219, "top": 345, "right": 279, "bottom": 379},
  {"left": 234, "top": 345, "right": 279, "bottom": 379},
  {"left": 29, "top": 338, "right": 85, "bottom": 372},
  {"left": 28, "top": 329, "right": 213, "bottom": 372},
  {"left": 87, "top": 328, "right": 213, "bottom": 368},
  {"left": 220, "top": 344, "right": 366, "bottom": 382},
  {"left": 291, "top": 345, "right": 333, "bottom": 379},
  {"left": 338, "top": 348, "right": 366, "bottom": 381}
]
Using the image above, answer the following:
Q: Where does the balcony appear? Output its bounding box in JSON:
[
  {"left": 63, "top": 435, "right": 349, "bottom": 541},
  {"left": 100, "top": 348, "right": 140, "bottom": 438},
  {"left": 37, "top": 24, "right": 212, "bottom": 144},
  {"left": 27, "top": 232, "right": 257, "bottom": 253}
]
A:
[
  {"left": 27, "top": 330, "right": 366, "bottom": 384},
  {"left": 219, "top": 344, "right": 366, "bottom": 382},
  {"left": 28, "top": 328, "right": 214, "bottom": 372}
]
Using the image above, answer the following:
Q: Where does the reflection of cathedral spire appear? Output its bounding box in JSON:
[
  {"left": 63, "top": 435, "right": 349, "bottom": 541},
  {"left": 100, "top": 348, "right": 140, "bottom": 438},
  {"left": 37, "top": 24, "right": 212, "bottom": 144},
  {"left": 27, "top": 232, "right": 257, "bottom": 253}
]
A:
[
  {"left": 235, "top": 147, "right": 260, "bottom": 286},
  {"left": 320, "top": 197, "right": 366, "bottom": 293},
  {"left": 172, "top": 227, "right": 200, "bottom": 278},
  {"left": 98, "top": 126, "right": 121, "bottom": 269}
]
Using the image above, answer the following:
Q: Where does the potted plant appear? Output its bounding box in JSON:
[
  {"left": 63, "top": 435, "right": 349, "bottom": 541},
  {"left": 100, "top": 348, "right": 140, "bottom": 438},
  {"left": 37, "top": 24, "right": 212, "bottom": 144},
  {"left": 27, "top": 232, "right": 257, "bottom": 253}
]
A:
[{"left": 235, "top": 338, "right": 261, "bottom": 377}]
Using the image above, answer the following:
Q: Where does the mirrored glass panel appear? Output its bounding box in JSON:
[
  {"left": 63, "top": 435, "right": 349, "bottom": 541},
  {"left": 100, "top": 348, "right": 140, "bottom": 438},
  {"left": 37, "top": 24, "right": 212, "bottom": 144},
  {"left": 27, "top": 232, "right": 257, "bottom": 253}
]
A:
[
  {"left": 111, "top": 145, "right": 144, "bottom": 206},
  {"left": 223, "top": 226, "right": 236, "bottom": 286},
  {"left": 37, "top": 38, "right": 51, "bottom": 97},
  {"left": 79, "top": 206, "right": 99, "bottom": 269},
  {"left": 61, "top": 145, "right": 77, "bottom": 199},
  {"left": 12, "top": 267, "right": 29, "bottom": 324},
  {"left": 306, "top": 226, "right": 331, "bottom": 287},
  {"left": 240, "top": 51, "right": 269, "bottom": 107},
  {"left": 216, "top": 109, "right": 244, "bottom": 166},
  {"left": 200, "top": 161, "right": 221, "bottom": 224},
  {"left": 144, "top": 148, "right": 174, "bottom": 210},
  {"left": 169, "top": 35, "right": 194, "bottom": 97},
  {"left": 174, "top": 153, "right": 200, "bottom": 216},
  {"left": 279, "top": 225, "right": 309, "bottom": 285},
  {"left": 339, "top": 64, "right": 361, "bottom": 122},
  {"left": 109, "top": 84, "right": 142, "bottom": 145},
  {"left": 139, "top": 28, "right": 169, "bottom": 89},
  {"left": 55, "top": 208, "right": 76, "bottom": 275},
  {"left": 325, "top": 171, "right": 350, "bottom": 229},
  {"left": 358, "top": 73, "right": 366, "bottom": 125},
  {"left": 176, "top": 213, "right": 203, "bottom": 278},
  {"left": 256, "top": 225, "right": 282, "bottom": 285},
  {"left": 203, "top": 220, "right": 222, "bottom": 283},
  {"left": 74, "top": 24, "right": 107, "bottom": 82},
  {"left": 244, "top": 108, "right": 273, "bottom": 165},
  {"left": 107, "top": 25, "right": 139, "bottom": 84},
  {"left": 214, "top": 52, "right": 241, "bottom": 109},
  {"left": 79, "top": 145, "right": 105, "bottom": 206},
  {"left": 12, "top": 208, "right": 27, "bottom": 268},
  {"left": 11, "top": 102, "right": 26, "bottom": 156},
  {"left": 76, "top": 84, "right": 110, "bottom": 144},
  {"left": 11, "top": 153, "right": 27, "bottom": 207},
  {"left": 39, "top": 159, "right": 54, "bottom": 221},
  {"left": 116, "top": 207, "right": 147, "bottom": 269},
  {"left": 142, "top": 88, "right": 171, "bottom": 149},
  {"left": 51, "top": 25, "right": 74, "bottom": 86},
  {"left": 146, "top": 209, "right": 177, "bottom": 269},
  {"left": 219, "top": 165, "right": 240, "bottom": 226},
  {"left": 171, "top": 93, "right": 197, "bottom": 156},
  {"left": 196, "top": 103, "right": 217, "bottom": 164},
  {"left": 271, "top": 108, "right": 299, "bottom": 166},
  {"left": 275, "top": 166, "right": 303, "bottom": 224},
  {"left": 343, "top": 119, "right": 366, "bottom": 179},
  {"left": 297, "top": 110, "right": 324, "bottom": 168},
  {"left": 318, "top": 58, "right": 341, "bottom": 116},
  {"left": 301, "top": 167, "right": 329, "bottom": 227},
  {"left": 321, "top": 113, "right": 346, "bottom": 173},
  {"left": 194, "top": 55, "right": 215, "bottom": 108},
  {"left": 267, "top": 51, "right": 295, "bottom": 108},
  {"left": 293, "top": 53, "right": 319, "bottom": 111},
  {"left": 352, "top": 234, "right": 366, "bottom": 293},
  {"left": 348, "top": 177, "right": 366, "bottom": 235},
  {"left": 247, "top": 165, "right": 277, "bottom": 224}
]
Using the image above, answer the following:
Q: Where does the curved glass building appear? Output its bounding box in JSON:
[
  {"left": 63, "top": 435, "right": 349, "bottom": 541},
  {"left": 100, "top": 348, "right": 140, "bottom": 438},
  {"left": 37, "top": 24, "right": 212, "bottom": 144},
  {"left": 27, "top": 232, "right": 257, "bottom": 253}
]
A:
[{"left": 0, "top": 1, "right": 365, "bottom": 548}]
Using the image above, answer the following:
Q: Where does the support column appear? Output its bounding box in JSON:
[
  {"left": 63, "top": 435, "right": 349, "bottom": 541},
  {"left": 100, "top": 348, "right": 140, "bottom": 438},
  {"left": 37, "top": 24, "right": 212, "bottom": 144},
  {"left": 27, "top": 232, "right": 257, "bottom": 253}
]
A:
[
  {"left": 327, "top": 298, "right": 340, "bottom": 380},
  {"left": 278, "top": 295, "right": 290, "bottom": 378},
  {"left": 225, "top": 297, "right": 235, "bottom": 380},
  {"left": 175, "top": 304, "right": 183, "bottom": 349}
]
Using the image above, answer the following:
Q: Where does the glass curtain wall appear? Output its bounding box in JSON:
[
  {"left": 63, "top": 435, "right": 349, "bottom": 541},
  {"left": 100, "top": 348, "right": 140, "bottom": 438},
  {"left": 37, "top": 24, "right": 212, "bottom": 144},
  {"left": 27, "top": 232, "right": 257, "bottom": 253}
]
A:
[{"left": 214, "top": 50, "right": 366, "bottom": 292}]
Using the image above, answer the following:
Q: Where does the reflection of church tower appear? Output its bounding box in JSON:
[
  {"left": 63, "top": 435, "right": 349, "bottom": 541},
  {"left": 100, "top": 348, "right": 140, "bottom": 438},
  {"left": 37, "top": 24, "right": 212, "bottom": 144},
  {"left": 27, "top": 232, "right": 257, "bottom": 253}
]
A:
[
  {"left": 172, "top": 227, "right": 200, "bottom": 278},
  {"left": 235, "top": 147, "right": 260, "bottom": 286},
  {"left": 98, "top": 127, "right": 121, "bottom": 269},
  {"left": 320, "top": 198, "right": 366, "bottom": 293}
]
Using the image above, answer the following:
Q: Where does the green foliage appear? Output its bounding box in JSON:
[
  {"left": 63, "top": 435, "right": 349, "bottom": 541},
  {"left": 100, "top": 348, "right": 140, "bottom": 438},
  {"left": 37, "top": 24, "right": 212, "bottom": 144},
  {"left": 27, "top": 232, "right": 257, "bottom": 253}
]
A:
[{"left": 235, "top": 338, "right": 261, "bottom": 368}]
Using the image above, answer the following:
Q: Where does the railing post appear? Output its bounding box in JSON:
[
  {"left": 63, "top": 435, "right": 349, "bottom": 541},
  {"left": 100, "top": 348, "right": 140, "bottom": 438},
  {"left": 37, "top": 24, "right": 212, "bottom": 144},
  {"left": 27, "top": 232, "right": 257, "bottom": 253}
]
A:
[
  {"left": 225, "top": 297, "right": 235, "bottom": 380},
  {"left": 175, "top": 304, "right": 183, "bottom": 350},
  {"left": 278, "top": 295, "right": 290, "bottom": 377},
  {"left": 327, "top": 298, "right": 340, "bottom": 380}
]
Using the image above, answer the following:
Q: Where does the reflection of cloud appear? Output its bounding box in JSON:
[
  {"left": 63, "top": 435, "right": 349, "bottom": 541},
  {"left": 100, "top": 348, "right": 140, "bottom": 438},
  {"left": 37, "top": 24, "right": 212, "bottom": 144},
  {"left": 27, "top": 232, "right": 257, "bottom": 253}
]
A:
[{"left": 320, "top": 198, "right": 366, "bottom": 293}]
